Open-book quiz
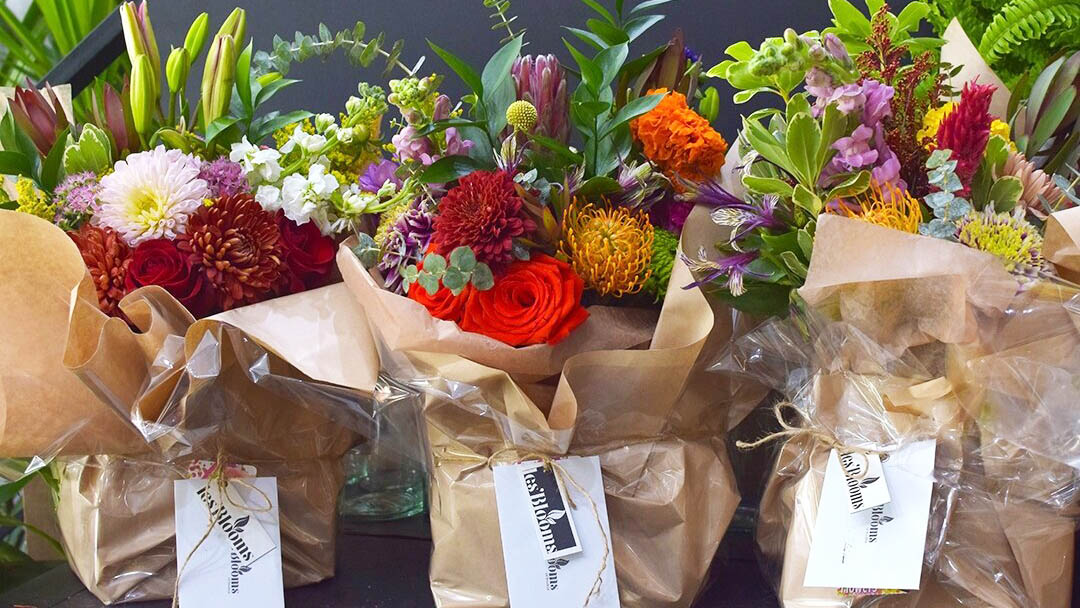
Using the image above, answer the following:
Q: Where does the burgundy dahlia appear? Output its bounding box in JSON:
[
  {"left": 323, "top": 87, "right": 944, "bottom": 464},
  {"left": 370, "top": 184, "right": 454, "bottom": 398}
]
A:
[
  {"left": 936, "top": 82, "right": 995, "bottom": 195},
  {"left": 177, "top": 193, "right": 284, "bottom": 310},
  {"left": 433, "top": 171, "right": 535, "bottom": 269}
]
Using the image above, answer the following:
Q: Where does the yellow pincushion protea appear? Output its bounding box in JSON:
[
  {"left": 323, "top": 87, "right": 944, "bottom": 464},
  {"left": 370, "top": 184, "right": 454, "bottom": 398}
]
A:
[
  {"left": 831, "top": 181, "right": 923, "bottom": 234},
  {"left": 561, "top": 200, "right": 654, "bottom": 297},
  {"left": 919, "top": 103, "right": 1014, "bottom": 150}
]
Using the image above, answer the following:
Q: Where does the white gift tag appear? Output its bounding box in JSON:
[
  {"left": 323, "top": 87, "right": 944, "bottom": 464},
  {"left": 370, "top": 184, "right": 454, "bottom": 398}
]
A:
[
  {"left": 836, "top": 451, "right": 891, "bottom": 513},
  {"left": 174, "top": 477, "right": 284, "bottom": 607},
  {"left": 493, "top": 456, "right": 620, "bottom": 608},
  {"left": 803, "top": 440, "right": 937, "bottom": 591}
]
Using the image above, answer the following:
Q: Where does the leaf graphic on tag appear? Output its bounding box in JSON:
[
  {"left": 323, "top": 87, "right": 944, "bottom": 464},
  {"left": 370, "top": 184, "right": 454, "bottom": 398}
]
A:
[
  {"left": 859, "top": 477, "right": 880, "bottom": 489},
  {"left": 545, "top": 509, "right": 566, "bottom": 526},
  {"left": 882, "top": 516, "right": 894, "bottom": 524},
  {"left": 235, "top": 515, "right": 250, "bottom": 529}
]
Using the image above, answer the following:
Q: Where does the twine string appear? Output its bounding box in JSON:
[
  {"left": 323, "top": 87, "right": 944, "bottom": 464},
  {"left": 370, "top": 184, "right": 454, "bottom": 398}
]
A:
[{"left": 171, "top": 451, "right": 273, "bottom": 608}]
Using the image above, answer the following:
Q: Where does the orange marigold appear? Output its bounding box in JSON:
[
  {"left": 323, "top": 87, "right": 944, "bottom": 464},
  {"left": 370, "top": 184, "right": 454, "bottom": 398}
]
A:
[{"left": 630, "top": 88, "right": 728, "bottom": 184}]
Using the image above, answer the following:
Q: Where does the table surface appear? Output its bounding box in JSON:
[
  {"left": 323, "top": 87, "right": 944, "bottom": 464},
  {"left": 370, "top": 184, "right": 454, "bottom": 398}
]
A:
[{"left": 0, "top": 514, "right": 777, "bottom": 608}]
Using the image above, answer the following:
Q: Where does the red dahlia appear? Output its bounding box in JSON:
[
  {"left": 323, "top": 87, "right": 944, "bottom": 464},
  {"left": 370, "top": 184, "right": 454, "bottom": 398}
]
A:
[
  {"left": 936, "top": 82, "right": 995, "bottom": 195},
  {"left": 69, "top": 224, "right": 131, "bottom": 317},
  {"left": 433, "top": 170, "right": 535, "bottom": 269},
  {"left": 177, "top": 193, "right": 283, "bottom": 310}
]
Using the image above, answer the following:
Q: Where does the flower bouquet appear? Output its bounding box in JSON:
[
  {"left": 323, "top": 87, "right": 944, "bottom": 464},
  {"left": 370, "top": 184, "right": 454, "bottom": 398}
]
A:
[
  {"left": 311, "top": 1, "right": 767, "bottom": 605},
  {"left": 695, "top": 1, "right": 1080, "bottom": 606}
]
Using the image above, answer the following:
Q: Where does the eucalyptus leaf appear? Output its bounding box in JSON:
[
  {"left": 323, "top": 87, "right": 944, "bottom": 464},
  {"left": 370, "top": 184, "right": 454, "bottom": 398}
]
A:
[
  {"left": 471, "top": 263, "right": 495, "bottom": 290},
  {"left": 422, "top": 253, "right": 448, "bottom": 276},
  {"left": 449, "top": 246, "right": 478, "bottom": 272},
  {"left": 417, "top": 271, "right": 441, "bottom": 295},
  {"left": 442, "top": 267, "right": 467, "bottom": 294}
]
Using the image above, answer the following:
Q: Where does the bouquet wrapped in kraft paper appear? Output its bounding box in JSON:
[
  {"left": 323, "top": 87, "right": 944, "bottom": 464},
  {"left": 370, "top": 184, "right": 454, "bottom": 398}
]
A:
[
  {"left": 0, "top": 210, "right": 400, "bottom": 605},
  {"left": 727, "top": 215, "right": 1080, "bottom": 608},
  {"left": 337, "top": 204, "right": 765, "bottom": 608}
]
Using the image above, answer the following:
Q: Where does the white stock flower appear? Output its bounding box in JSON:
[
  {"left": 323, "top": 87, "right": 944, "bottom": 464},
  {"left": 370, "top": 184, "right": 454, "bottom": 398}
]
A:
[
  {"left": 255, "top": 184, "right": 282, "bottom": 211},
  {"left": 279, "top": 125, "right": 327, "bottom": 155},
  {"left": 278, "top": 163, "right": 340, "bottom": 227},
  {"left": 229, "top": 137, "right": 283, "bottom": 185}
]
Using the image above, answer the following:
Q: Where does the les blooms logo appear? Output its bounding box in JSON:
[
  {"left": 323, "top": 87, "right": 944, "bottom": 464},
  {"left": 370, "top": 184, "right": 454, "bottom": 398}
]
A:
[
  {"left": 544, "top": 557, "right": 569, "bottom": 591},
  {"left": 865, "top": 505, "right": 894, "bottom": 543}
]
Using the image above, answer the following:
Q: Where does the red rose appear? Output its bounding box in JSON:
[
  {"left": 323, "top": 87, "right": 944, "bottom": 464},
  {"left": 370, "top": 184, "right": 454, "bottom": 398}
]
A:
[
  {"left": 407, "top": 256, "right": 475, "bottom": 321},
  {"left": 125, "top": 238, "right": 217, "bottom": 318},
  {"left": 459, "top": 254, "right": 588, "bottom": 346},
  {"left": 276, "top": 211, "right": 337, "bottom": 291}
]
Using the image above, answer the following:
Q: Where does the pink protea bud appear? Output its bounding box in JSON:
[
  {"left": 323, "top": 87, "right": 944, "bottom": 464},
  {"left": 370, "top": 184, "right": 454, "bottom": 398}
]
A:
[{"left": 512, "top": 54, "right": 570, "bottom": 144}]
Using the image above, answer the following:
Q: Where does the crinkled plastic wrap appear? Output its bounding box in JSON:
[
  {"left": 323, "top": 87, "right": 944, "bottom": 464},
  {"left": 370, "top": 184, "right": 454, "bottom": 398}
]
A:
[
  {"left": 715, "top": 215, "right": 1079, "bottom": 607},
  {"left": 337, "top": 205, "right": 767, "bottom": 608}
]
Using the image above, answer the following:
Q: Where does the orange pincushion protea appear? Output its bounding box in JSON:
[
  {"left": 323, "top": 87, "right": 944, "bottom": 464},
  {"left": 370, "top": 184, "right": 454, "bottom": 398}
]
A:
[
  {"left": 631, "top": 88, "right": 728, "bottom": 184},
  {"left": 831, "top": 181, "right": 923, "bottom": 234},
  {"left": 561, "top": 199, "right": 654, "bottom": 297}
]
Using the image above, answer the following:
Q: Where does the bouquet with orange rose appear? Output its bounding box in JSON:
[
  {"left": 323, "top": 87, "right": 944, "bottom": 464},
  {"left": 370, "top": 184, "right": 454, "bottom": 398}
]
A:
[{"left": 327, "top": 2, "right": 770, "bottom": 606}]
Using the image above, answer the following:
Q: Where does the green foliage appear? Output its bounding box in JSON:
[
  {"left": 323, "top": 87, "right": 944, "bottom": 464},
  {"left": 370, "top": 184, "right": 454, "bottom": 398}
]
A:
[
  {"left": 253, "top": 22, "right": 416, "bottom": 80},
  {"left": 62, "top": 123, "right": 112, "bottom": 175},
  {"left": 920, "top": 148, "right": 973, "bottom": 237},
  {"left": 825, "top": 0, "right": 943, "bottom": 56},
  {"left": 927, "top": 0, "right": 1080, "bottom": 88},
  {"left": 403, "top": 247, "right": 494, "bottom": 296},
  {"left": 482, "top": 0, "right": 526, "bottom": 45},
  {"left": 970, "top": 135, "right": 1024, "bottom": 212}
]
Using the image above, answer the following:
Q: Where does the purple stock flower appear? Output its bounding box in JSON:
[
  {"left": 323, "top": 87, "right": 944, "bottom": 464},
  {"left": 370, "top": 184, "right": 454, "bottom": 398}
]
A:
[
  {"left": 378, "top": 202, "right": 435, "bottom": 294},
  {"left": 512, "top": 54, "right": 570, "bottom": 144},
  {"left": 443, "top": 127, "right": 474, "bottom": 158},
  {"left": 358, "top": 160, "right": 402, "bottom": 193},
  {"left": 823, "top": 33, "right": 851, "bottom": 66},
  {"left": 198, "top": 156, "right": 250, "bottom": 198},
  {"left": 861, "top": 80, "right": 894, "bottom": 126},
  {"left": 831, "top": 124, "right": 879, "bottom": 171},
  {"left": 392, "top": 126, "right": 433, "bottom": 164}
]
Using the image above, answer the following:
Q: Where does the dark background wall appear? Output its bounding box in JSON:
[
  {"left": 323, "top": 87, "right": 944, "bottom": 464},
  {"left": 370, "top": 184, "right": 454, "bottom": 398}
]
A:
[{"left": 153, "top": 0, "right": 912, "bottom": 138}]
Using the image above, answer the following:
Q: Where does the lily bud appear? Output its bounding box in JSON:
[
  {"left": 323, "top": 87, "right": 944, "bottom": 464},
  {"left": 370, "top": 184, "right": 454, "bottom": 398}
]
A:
[
  {"left": 201, "top": 34, "right": 237, "bottom": 128},
  {"left": 183, "top": 13, "right": 210, "bottom": 61},
  {"left": 119, "top": 2, "right": 161, "bottom": 98},
  {"left": 130, "top": 54, "right": 156, "bottom": 138},
  {"left": 698, "top": 87, "right": 720, "bottom": 123},
  {"left": 166, "top": 46, "right": 191, "bottom": 94},
  {"left": 215, "top": 8, "right": 247, "bottom": 47}
]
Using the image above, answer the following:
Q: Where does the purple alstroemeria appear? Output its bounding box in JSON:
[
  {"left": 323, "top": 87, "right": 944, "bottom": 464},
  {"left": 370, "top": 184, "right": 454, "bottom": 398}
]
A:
[
  {"left": 710, "top": 194, "right": 785, "bottom": 242},
  {"left": 683, "top": 249, "right": 764, "bottom": 296}
]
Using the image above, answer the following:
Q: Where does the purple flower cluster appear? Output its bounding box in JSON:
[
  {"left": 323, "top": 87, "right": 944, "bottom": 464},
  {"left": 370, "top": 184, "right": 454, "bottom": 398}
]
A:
[
  {"left": 358, "top": 159, "right": 403, "bottom": 193},
  {"left": 198, "top": 156, "right": 250, "bottom": 198},
  {"left": 512, "top": 55, "right": 570, "bottom": 144},
  {"left": 378, "top": 202, "right": 435, "bottom": 294},
  {"left": 392, "top": 95, "right": 474, "bottom": 166},
  {"left": 53, "top": 171, "right": 102, "bottom": 230},
  {"left": 807, "top": 72, "right": 904, "bottom": 190}
]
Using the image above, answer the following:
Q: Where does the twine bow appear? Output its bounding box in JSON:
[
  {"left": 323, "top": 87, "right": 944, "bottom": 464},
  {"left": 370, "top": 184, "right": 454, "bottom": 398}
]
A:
[
  {"left": 171, "top": 450, "right": 273, "bottom": 608},
  {"left": 736, "top": 402, "right": 881, "bottom": 480},
  {"left": 435, "top": 447, "right": 611, "bottom": 608}
]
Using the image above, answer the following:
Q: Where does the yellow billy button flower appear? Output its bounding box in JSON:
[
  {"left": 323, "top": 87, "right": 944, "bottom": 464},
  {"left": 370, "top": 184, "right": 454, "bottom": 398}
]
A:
[{"left": 506, "top": 100, "right": 538, "bottom": 133}]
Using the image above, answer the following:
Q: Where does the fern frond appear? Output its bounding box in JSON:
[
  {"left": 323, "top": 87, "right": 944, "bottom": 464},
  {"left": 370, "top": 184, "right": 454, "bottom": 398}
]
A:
[{"left": 978, "top": 0, "right": 1080, "bottom": 63}]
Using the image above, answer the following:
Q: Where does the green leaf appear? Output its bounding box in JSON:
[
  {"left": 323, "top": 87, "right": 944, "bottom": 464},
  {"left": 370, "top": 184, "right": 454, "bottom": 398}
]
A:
[
  {"left": 417, "top": 271, "right": 441, "bottom": 295},
  {"left": 580, "top": 0, "right": 617, "bottom": 24},
  {"left": 797, "top": 228, "right": 814, "bottom": 259},
  {"left": 442, "top": 267, "right": 467, "bottom": 294},
  {"left": 449, "top": 246, "right": 477, "bottom": 272},
  {"left": 578, "top": 175, "right": 621, "bottom": 196},
  {"left": 0, "top": 202, "right": 16, "bottom": 210},
  {"left": 564, "top": 39, "right": 603, "bottom": 93},
  {"left": 895, "top": 2, "right": 929, "bottom": 32},
  {"left": 595, "top": 43, "right": 629, "bottom": 89},
  {"left": 601, "top": 93, "right": 663, "bottom": 137},
  {"left": 586, "top": 18, "right": 629, "bottom": 45},
  {"left": 733, "top": 87, "right": 776, "bottom": 104},
  {"left": 0, "top": 151, "right": 33, "bottom": 178},
  {"left": 417, "top": 118, "right": 486, "bottom": 137},
  {"left": 988, "top": 176, "right": 1024, "bottom": 213},
  {"left": 0, "top": 514, "right": 64, "bottom": 558},
  {"left": 428, "top": 40, "right": 484, "bottom": 96},
  {"left": 1028, "top": 88, "right": 1076, "bottom": 158},
  {"left": 779, "top": 251, "right": 808, "bottom": 279},
  {"left": 714, "top": 282, "right": 792, "bottom": 317},
  {"left": 743, "top": 118, "right": 797, "bottom": 177},
  {"left": 471, "top": 263, "right": 495, "bottom": 290},
  {"left": 785, "top": 113, "right": 821, "bottom": 187},
  {"left": 253, "top": 78, "right": 299, "bottom": 109},
  {"left": 250, "top": 110, "right": 313, "bottom": 144},
  {"left": 529, "top": 134, "right": 584, "bottom": 165},
  {"left": 481, "top": 36, "right": 523, "bottom": 134},
  {"left": 817, "top": 103, "right": 847, "bottom": 174},
  {"left": 0, "top": 540, "right": 31, "bottom": 564},
  {"left": 205, "top": 116, "right": 243, "bottom": 146},
  {"left": 792, "top": 184, "right": 823, "bottom": 215},
  {"left": 825, "top": 170, "right": 871, "bottom": 200},
  {"left": 624, "top": 14, "right": 664, "bottom": 41},
  {"left": 742, "top": 175, "right": 795, "bottom": 198},
  {"left": 631, "top": 0, "right": 674, "bottom": 14},
  {"left": 40, "top": 127, "right": 68, "bottom": 192},
  {"left": 0, "top": 475, "right": 34, "bottom": 505},
  {"left": 419, "top": 155, "right": 484, "bottom": 184},
  {"left": 785, "top": 94, "right": 812, "bottom": 125},
  {"left": 829, "top": 0, "right": 872, "bottom": 37},
  {"left": 565, "top": 27, "right": 607, "bottom": 50}
]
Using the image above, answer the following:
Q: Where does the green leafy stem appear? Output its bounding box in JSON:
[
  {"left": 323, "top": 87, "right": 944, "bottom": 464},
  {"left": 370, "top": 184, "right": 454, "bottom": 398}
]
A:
[{"left": 403, "top": 247, "right": 495, "bottom": 296}]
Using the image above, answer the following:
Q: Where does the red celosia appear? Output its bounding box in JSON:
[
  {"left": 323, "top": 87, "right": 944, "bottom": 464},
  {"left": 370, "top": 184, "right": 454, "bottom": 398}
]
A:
[
  {"left": 69, "top": 224, "right": 131, "bottom": 317},
  {"left": 433, "top": 170, "right": 535, "bottom": 270},
  {"left": 936, "top": 82, "right": 995, "bottom": 194}
]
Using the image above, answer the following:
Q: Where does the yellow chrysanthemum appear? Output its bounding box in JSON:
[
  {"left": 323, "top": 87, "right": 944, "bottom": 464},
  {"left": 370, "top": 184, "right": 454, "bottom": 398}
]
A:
[
  {"left": 15, "top": 177, "right": 56, "bottom": 221},
  {"left": 561, "top": 199, "right": 654, "bottom": 297},
  {"left": 920, "top": 103, "right": 1014, "bottom": 151},
  {"left": 831, "top": 181, "right": 923, "bottom": 234}
]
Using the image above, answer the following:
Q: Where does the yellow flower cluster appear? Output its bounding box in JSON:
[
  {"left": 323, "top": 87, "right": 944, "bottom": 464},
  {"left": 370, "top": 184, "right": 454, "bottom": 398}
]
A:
[
  {"left": 919, "top": 103, "right": 1014, "bottom": 150},
  {"left": 832, "top": 181, "right": 923, "bottom": 234},
  {"left": 561, "top": 200, "right": 654, "bottom": 297},
  {"left": 274, "top": 117, "right": 382, "bottom": 185},
  {"left": 15, "top": 177, "right": 55, "bottom": 221}
]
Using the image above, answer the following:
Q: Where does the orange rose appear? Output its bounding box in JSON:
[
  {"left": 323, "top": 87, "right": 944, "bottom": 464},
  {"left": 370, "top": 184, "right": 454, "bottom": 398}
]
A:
[{"left": 459, "top": 254, "right": 588, "bottom": 346}]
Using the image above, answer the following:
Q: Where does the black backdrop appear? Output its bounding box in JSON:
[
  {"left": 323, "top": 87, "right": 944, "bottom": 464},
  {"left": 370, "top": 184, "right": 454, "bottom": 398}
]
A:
[{"left": 154, "top": 0, "right": 912, "bottom": 138}]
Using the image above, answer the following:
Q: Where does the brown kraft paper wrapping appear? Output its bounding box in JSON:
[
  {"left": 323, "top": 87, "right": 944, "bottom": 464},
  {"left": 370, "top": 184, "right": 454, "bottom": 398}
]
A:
[{"left": 338, "top": 205, "right": 754, "bottom": 607}]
